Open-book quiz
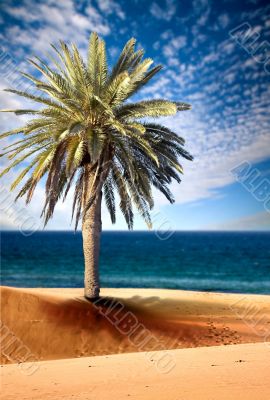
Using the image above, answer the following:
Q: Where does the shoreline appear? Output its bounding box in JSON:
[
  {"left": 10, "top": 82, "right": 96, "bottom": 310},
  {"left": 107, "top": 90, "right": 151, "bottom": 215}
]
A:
[{"left": 2, "top": 285, "right": 270, "bottom": 296}]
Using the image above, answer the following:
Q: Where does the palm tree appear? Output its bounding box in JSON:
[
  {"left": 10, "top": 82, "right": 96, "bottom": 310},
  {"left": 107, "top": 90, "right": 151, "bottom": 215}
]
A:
[{"left": 0, "top": 33, "right": 193, "bottom": 299}]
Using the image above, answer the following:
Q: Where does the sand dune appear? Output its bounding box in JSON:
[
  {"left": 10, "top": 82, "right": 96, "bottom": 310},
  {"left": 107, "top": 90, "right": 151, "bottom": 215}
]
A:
[
  {"left": 1, "top": 286, "right": 270, "bottom": 364},
  {"left": 2, "top": 343, "right": 270, "bottom": 400},
  {"left": 1, "top": 286, "right": 270, "bottom": 399}
]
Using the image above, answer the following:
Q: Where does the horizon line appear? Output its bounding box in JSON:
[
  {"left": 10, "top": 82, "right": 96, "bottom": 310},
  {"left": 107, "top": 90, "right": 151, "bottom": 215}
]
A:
[{"left": 1, "top": 229, "right": 270, "bottom": 233}]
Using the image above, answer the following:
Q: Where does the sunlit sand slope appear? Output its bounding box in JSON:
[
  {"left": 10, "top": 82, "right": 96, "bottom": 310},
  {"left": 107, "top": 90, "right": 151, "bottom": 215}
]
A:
[{"left": 1, "top": 343, "right": 270, "bottom": 400}]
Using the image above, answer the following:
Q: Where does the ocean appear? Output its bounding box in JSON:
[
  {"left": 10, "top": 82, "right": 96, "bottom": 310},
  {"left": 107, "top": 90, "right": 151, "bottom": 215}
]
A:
[{"left": 1, "top": 231, "right": 270, "bottom": 294}]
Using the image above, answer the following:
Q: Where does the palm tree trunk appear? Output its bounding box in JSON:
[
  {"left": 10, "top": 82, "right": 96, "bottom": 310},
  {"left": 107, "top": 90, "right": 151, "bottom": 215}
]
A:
[
  {"left": 82, "top": 165, "right": 102, "bottom": 299},
  {"left": 82, "top": 192, "right": 102, "bottom": 299}
]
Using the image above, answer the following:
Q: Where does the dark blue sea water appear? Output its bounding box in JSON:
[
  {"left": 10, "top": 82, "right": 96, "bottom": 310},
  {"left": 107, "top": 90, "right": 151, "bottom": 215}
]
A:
[{"left": 1, "top": 231, "right": 270, "bottom": 294}]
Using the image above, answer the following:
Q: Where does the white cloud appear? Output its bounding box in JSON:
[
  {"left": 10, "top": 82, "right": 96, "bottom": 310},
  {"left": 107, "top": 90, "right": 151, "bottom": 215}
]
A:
[
  {"left": 192, "top": 0, "right": 211, "bottom": 28},
  {"left": 218, "top": 13, "right": 230, "bottom": 29},
  {"left": 3, "top": 0, "right": 111, "bottom": 57},
  {"left": 96, "top": 0, "right": 126, "bottom": 20},
  {"left": 150, "top": 0, "right": 177, "bottom": 21},
  {"left": 163, "top": 35, "right": 187, "bottom": 57},
  {"left": 142, "top": 27, "right": 270, "bottom": 208},
  {"left": 1, "top": 0, "right": 269, "bottom": 231},
  {"left": 205, "top": 211, "right": 270, "bottom": 231}
]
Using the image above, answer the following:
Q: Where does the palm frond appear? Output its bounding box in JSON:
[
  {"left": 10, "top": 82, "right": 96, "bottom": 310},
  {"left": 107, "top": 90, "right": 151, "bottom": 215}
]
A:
[{"left": 0, "top": 33, "right": 192, "bottom": 229}]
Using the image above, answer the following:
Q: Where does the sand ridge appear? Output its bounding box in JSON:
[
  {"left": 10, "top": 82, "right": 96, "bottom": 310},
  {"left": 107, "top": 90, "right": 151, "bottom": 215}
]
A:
[{"left": 1, "top": 286, "right": 270, "bottom": 364}]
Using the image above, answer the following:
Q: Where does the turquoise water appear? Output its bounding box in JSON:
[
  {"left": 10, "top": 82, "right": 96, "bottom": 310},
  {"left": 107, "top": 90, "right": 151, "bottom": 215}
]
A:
[{"left": 1, "top": 231, "right": 270, "bottom": 294}]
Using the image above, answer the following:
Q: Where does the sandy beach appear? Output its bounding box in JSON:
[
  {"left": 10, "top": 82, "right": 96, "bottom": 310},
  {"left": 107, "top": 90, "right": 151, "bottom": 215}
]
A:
[
  {"left": 2, "top": 343, "right": 270, "bottom": 400},
  {"left": 1, "top": 286, "right": 270, "bottom": 398}
]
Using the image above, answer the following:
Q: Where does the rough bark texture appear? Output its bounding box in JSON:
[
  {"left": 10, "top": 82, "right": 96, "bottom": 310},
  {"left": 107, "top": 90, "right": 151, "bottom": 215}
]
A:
[{"left": 82, "top": 165, "right": 102, "bottom": 299}]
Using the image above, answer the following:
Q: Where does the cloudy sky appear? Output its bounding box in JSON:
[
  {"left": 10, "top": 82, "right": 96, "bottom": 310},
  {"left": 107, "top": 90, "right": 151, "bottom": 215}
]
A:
[{"left": 0, "top": 0, "right": 270, "bottom": 231}]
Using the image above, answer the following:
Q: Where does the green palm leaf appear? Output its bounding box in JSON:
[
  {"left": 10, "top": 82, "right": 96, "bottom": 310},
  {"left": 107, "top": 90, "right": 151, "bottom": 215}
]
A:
[{"left": 0, "top": 33, "right": 192, "bottom": 230}]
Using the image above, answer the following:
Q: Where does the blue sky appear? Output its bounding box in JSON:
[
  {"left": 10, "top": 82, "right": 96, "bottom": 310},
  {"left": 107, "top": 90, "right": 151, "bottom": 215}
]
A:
[{"left": 0, "top": 0, "right": 270, "bottom": 231}]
